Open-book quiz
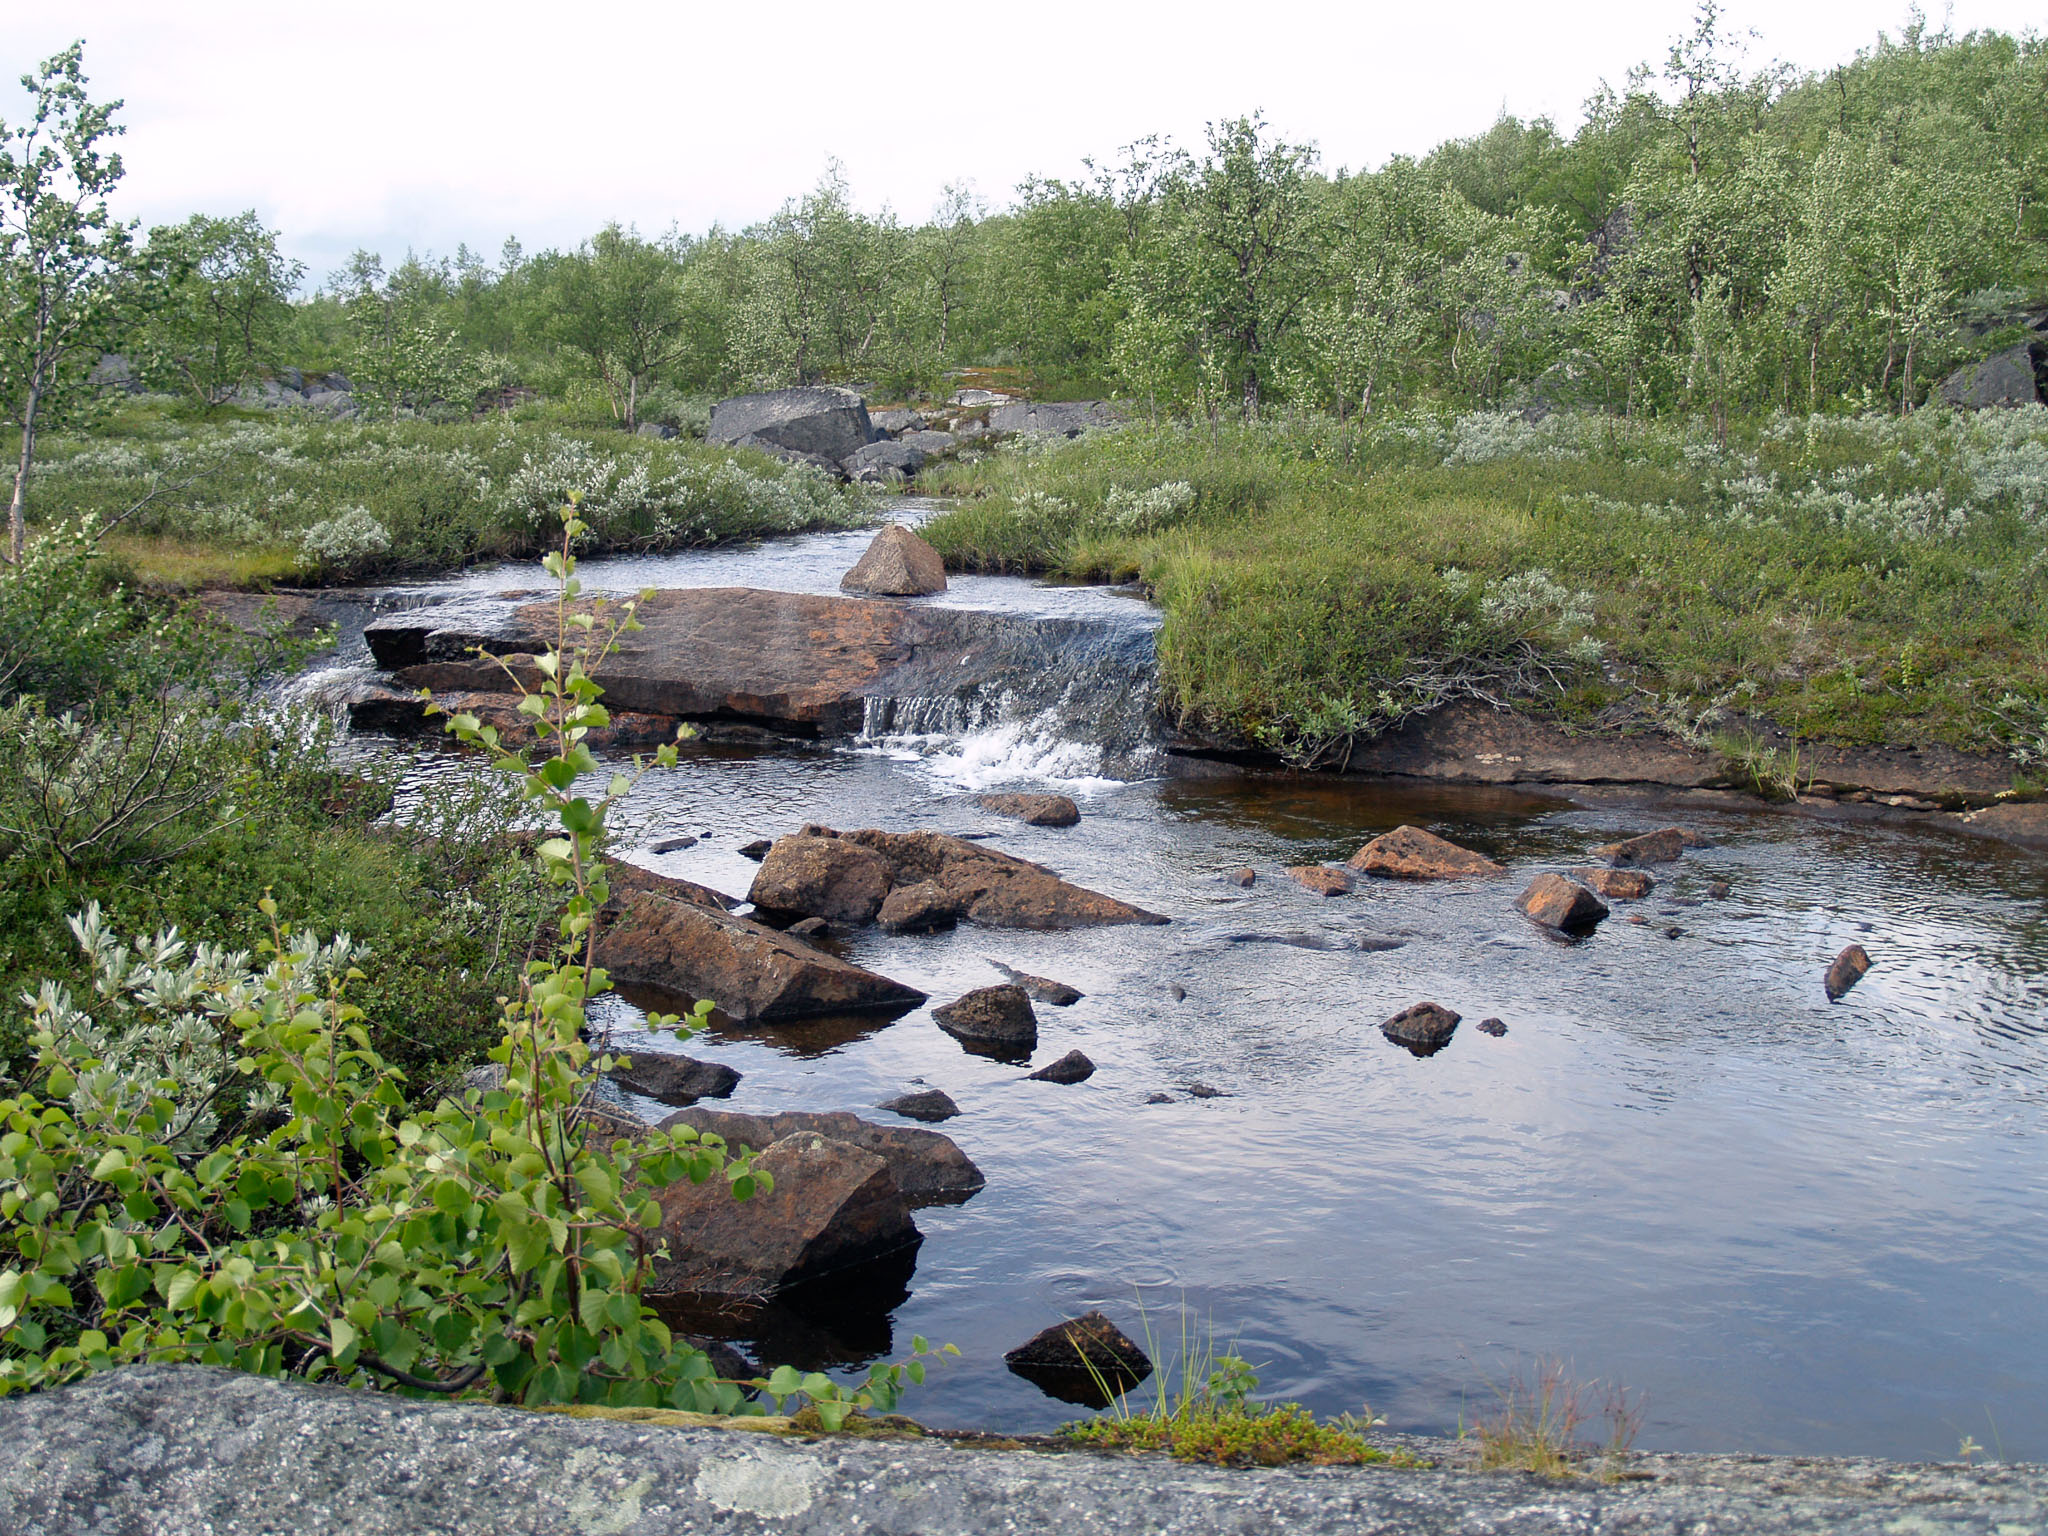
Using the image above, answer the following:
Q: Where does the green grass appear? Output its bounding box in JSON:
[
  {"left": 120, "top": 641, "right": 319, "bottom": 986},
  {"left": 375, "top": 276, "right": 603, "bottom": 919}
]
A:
[
  {"left": 921, "top": 409, "right": 2048, "bottom": 767},
  {"left": 24, "top": 398, "right": 876, "bottom": 588}
]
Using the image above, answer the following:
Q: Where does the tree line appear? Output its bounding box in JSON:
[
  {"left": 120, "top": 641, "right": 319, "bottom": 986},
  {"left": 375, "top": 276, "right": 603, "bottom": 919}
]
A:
[{"left": 2, "top": 5, "right": 2045, "bottom": 547}]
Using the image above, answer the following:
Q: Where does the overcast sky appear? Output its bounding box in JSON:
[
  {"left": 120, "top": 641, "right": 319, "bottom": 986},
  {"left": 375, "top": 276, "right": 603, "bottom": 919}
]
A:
[{"left": 0, "top": 1, "right": 2038, "bottom": 287}]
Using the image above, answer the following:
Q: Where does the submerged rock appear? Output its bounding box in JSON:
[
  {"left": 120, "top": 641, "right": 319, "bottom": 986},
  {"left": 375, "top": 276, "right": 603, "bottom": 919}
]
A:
[
  {"left": 659, "top": 1107, "right": 984, "bottom": 1207},
  {"left": 644, "top": 1131, "right": 918, "bottom": 1303},
  {"left": 986, "top": 959, "right": 1083, "bottom": 1005},
  {"left": 1825, "top": 944, "right": 1873, "bottom": 1002},
  {"left": 976, "top": 791, "right": 1080, "bottom": 827},
  {"left": 1348, "top": 825, "right": 1503, "bottom": 880},
  {"left": 840, "top": 523, "right": 948, "bottom": 596},
  {"left": 751, "top": 827, "right": 1166, "bottom": 931},
  {"left": 1004, "top": 1310, "right": 1152, "bottom": 1407},
  {"left": 1515, "top": 873, "right": 1610, "bottom": 932},
  {"left": 1381, "top": 1001, "right": 1461, "bottom": 1055},
  {"left": 605, "top": 1052, "right": 740, "bottom": 1107},
  {"left": 595, "top": 891, "right": 925, "bottom": 1022},
  {"left": 1575, "top": 867, "right": 1654, "bottom": 900},
  {"left": 933, "top": 985, "right": 1038, "bottom": 1060},
  {"left": 1592, "top": 827, "right": 1691, "bottom": 868},
  {"left": 877, "top": 1088, "right": 960, "bottom": 1123},
  {"left": 1286, "top": 865, "right": 1353, "bottom": 897},
  {"left": 1026, "top": 1049, "right": 1096, "bottom": 1084}
]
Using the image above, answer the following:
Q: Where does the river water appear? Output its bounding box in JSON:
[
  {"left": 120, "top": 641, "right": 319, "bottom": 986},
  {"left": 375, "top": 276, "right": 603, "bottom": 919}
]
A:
[{"left": 319, "top": 508, "right": 2048, "bottom": 1462}]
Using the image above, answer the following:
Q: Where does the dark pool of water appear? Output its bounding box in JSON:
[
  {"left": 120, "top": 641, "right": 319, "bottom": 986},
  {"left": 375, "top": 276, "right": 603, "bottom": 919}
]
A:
[{"left": 352, "top": 518, "right": 2048, "bottom": 1462}]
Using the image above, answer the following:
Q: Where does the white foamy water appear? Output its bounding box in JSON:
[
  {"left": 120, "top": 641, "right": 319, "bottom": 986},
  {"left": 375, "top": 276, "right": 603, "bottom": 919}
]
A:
[{"left": 854, "top": 714, "right": 1151, "bottom": 795}]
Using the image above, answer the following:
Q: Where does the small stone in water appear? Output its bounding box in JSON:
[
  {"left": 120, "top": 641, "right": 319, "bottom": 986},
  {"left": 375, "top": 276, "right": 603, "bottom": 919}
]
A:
[
  {"left": 1627, "top": 914, "right": 1649, "bottom": 925},
  {"left": 1167, "top": 983, "right": 1187, "bottom": 1002},
  {"left": 1027, "top": 1049, "right": 1096, "bottom": 1084},
  {"left": 1478, "top": 1018, "right": 1507, "bottom": 1037},
  {"left": 1825, "top": 944, "right": 1873, "bottom": 1001},
  {"left": 1185, "top": 1082, "right": 1223, "bottom": 1099},
  {"left": 1145, "top": 1092, "right": 1175, "bottom": 1104},
  {"left": 878, "top": 1088, "right": 960, "bottom": 1123},
  {"left": 738, "top": 838, "right": 773, "bottom": 861},
  {"left": 1227, "top": 867, "right": 1256, "bottom": 888},
  {"left": 648, "top": 834, "right": 698, "bottom": 854},
  {"left": 1663, "top": 926, "right": 1684, "bottom": 939},
  {"left": 1708, "top": 881, "right": 1732, "bottom": 899},
  {"left": 789, "top": 916, "right": 832, "bottom": 939}
]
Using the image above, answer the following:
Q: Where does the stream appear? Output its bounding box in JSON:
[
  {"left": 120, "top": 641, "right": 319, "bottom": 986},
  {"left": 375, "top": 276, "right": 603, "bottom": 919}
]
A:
[{"left": 301, "top": 504, "right": 2048, "bottom": 1462}]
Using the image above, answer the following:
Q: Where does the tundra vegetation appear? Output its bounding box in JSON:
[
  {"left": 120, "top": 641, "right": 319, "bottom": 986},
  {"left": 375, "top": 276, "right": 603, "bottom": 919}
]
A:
[{"left": 0, "top": 3, "right": 2044, "bottom": 1424}]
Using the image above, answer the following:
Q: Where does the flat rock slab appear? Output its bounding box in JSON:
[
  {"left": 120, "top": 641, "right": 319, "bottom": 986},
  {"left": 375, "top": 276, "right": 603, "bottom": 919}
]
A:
[
  {"left": 363, "top": 588, "right": 1139, "bottom": 741},
  {"left": 657, "top": 1107, "right": 984, "bottom": 1207},
  {"left": 6, "top": 1367, "right": 2044, "bottom": 1536},
  {"left": 595, "top": 891, "right": 926, "bottom": 1022}
]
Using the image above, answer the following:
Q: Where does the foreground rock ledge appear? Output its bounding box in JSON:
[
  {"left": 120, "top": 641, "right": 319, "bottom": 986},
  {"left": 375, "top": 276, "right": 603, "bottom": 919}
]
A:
[{"left": 3, "top": 1368, "right": 2042, "bottom": 1536}]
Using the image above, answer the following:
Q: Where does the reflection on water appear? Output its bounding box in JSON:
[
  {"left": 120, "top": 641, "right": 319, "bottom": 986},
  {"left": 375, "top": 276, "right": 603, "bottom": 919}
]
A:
[{"left": 333, "top": 519, "right": 2048, "bottom": 1462}]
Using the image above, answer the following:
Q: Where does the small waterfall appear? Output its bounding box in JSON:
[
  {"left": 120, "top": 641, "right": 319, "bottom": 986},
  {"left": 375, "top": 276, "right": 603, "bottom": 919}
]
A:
[{"left": 857, "top": 614, "right": 1163, "bottom": 789}]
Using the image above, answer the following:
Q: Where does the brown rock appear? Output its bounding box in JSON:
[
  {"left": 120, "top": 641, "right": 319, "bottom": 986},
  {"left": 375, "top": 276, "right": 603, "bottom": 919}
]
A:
[
  {"left": 1026, "top": 1049, "right": 1095, "bottom": 1084},
  {"left": 658, "top": 1107, "right": 984, "bottom": 1206},
  {"left": 1227, "top": 868, "right": 1256, "bottom": 888},
  {"left": 986, "top": 959, "right": 1083, "bottom": 1006},
  {"left": 595, "top": 892, "right": 926, "bottom": 1022},
  {"left": 1958, "top": 800, "right": 2048, "bottom": 851},
  {"left": 878, "top": 880, "right": 964, "bottom": 934},
  {"left": 1574, "top": 867, "right": 1654, "bottom": 900},
  {"left": 605, "top": 1052, "right": 740, "bottom": 1106},
  {"left": 1515, "top": 873, "right": 1610, "bottom": 931},
  {"left": 933, "top": 984, "right": 1038, "bottom": 1059},
  {"left": 738, "top": 838, "right": 773, "bottom": 861},
  {"left": 604, "top": 862, "right": 739, "bottom": 912},
  {"left": 753, "top": 827, "right": 1167, "bottom": 931},
  {"left": 1381, "top": 1001, "right": 1461, "bottom": 1053},
  {"left": 644, "top": 1132, "right": 919, "bottom": 1303},
  {"left": 1825, "top": 944, "right": 1873, "bottom": 1002},
  {"left": 1478, "top": 1018, "right": 1507, "bottom": 1037},
  {"left": 1592, "top": 827, "right": 1689, "bottom": 868},
  {"left": 349, "top": 685, "right": 678, "bottom": 748},
  {"left": 840, "top": 524, "right": 948, "bottom": 596},
  {"left": 877, "top": 1089, "right": 959, "bottom": 1123},
  {"left": 1004, "top": 1311, "right": 1153, "bottom": 1406},
  {"left": 1348, "top": 825, "right": 1503, "bottom": 880},
  {"left": 976, "top": 792, "right": 1080, "bottom": 827},
  {"left": 748, "top": 834, "right": 895, "bottom": 924},
  {"left": 1286, "top": 865, "right": 1352, "bottom": 897}
]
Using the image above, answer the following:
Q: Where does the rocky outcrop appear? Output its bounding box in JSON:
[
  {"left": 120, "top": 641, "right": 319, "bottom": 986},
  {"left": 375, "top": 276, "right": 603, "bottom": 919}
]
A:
[
  {"left": 605, "top": 1052, "right": 740, "bottom": 1106},
  {"left": 1381, "top": 1002, "right": 1461, "bottom": 1055},
  {"left": 933, "top": 984, "right": 1038, "bottom": 1059},
  {"left": 976, "top": 792, "right": 1079, "bottom": 827},
  {"left": 594, "top": 890, "right": 925, "bottom": 1022},
  {"left": 1939, "top": 342, "right": 2043, "bottom": 409},
  {"left": 657, "top": 1107, "right": 984, "bottom": 1206},
  {"left": 986, "top": 959, "right": 1082, "bottom": 1005},
  {"left": 644, "top": 1131, "right": 919, "bottom": 1302},
  {"left": 1027, "top": 1048, "right": 1095, "bottom": 1084},
  {"left": 749, "top": 827, "right": 1166, "bottom": 931},
  {"left": 877, "top": 1087, "right": 959, "bottom": 1122},
  {"left": 840, "top": 524, "right": 947, "bottom": 595},
  {"left": 900, "top": 429, "right": 958, "bottom": 457},
  {"left": 869, "top": 408, "right": 925, "bottom": 436},
  {"left": 349, "top": 684, "right": 679, "bottom": 747},
  {"left": 362, "top": 587, "right": 1143, "bottom": 743},
  {"left": 11, "top": 1366, "right": 2047, "bottom": 1536},
  {"left": 844, "top": 439, "right": 925, "bottom": 483},
  {"left": 1348, "top": 825, "right": 1503, "bottom": 880},
  {"left": 708, "top": 386, "right": 875, "bottom": 464},
  {"left": 1515, "top": 873, "right": 1609, "bottom": 932},
  {"left": 1825, "top": 944, "right": 1872, "bottom": 1002}
]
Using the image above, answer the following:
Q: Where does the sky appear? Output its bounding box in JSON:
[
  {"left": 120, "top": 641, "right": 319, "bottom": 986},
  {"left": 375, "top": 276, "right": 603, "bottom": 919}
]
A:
[{"left": 0, "top": 0, "right": 2039, "bottom": 287}]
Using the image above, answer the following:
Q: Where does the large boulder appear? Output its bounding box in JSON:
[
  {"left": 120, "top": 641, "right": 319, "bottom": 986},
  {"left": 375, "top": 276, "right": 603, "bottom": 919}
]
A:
[
  {"left": 594, "top": 890, "right": 925, "bottom": 1022},
  {"left": 643, "top": 1131, "right": 919, "bottom": 1303},
  {"left": 1348, "top": 825, "right": 1503, "bottom": 880},
  {"left": 708, "top": 386, "right": 874, "bottom": 463},
  {"left": 933, "top": 984, "right": 1038, "bottom": 1059},
  {"left": 841, "top": 524, "right": 948, "bottom": 596},
  {"left": 869, "top": 408, "right": 925, "bottom": 436},
  {"left": 1515, "top": 874, "right": 1609, "bottom": 932},
  {"left": 658, "top": 1107, "right": 984, "bottom": 1206},
  {"left": 987, "top": 400, "right": 1120, "bottom": 437},
  {"left": 900, "top": 429, "right": 958, "bottom": 457},
  {"left": 302, "top": 388, "right": 356, "bottom": 418},
  {"left": 843, "top": 439, "right": 926, "bottom": 483},
  {"left": 750, "top": 826, "right": 1166, "bottom": 931},
  {"left": 877, "top": 879, "right": 963, "bottom": 934},
  {"left": 1939, "top": 343, "right": 2042, "bottom": 410}
]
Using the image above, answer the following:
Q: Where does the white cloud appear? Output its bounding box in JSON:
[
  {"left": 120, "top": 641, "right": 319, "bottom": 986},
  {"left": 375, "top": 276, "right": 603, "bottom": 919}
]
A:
[{"left": 1, "top": 0, "right": 2038, "bottom": 282}]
